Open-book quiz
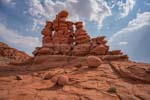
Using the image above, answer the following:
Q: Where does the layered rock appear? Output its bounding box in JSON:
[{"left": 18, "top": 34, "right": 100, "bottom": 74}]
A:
[
  {"left": 32, "top": 10, "right": 128, "bottom": 61},
  {"left": 0, "top": 42, "right": 30, "bottom": 63}
]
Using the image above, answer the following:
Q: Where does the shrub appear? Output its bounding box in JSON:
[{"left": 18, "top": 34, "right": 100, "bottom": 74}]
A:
[{"left": 107, "top": 87, "right": 117, "bottom": 93}]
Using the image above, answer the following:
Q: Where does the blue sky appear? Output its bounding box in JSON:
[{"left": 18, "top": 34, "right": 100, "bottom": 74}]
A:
[{"left": 0, "top": 0, "right": 150, "bottom": 63}]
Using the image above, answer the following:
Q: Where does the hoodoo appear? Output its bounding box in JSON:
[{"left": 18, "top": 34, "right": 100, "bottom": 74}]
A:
[{"left": 32, "top": 10, "right": 128, "bottom": 61}]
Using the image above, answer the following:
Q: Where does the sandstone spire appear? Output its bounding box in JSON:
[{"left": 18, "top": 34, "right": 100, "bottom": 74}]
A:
[{"left": 32, "top": 10, "right": 128, "bottom": 61}]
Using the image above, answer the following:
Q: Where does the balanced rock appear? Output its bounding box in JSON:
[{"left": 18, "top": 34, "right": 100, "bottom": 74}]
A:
[{"left": 86, "top": 56, "right": 103, "bottom": 68}]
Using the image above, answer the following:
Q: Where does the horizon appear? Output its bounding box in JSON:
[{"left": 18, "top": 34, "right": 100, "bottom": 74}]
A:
[{"left": 0, "top": 0, "right": 150, "bottom": 63}]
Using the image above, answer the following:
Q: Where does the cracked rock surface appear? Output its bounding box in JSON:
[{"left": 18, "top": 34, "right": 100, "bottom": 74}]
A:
[{"left": 0, "top": 60, "right": 150, "bottom": 100}]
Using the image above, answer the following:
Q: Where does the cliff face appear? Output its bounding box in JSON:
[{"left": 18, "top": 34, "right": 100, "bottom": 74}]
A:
[{"left": 0, "top": 42, "right": 31, "bottom": 63}]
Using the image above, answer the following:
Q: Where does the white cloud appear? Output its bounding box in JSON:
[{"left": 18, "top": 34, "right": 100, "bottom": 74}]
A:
[
  {"left": 28, "top": 0, "right": 112, "bottom": 30},
  {"left": 108, "top": 12, "right": 150, "bottom": 44},
  {"left": 119, "top": 41, "right": 128, "bottom": 46},
  {"left": 1, "top": 0, "right": 16, "bottom": 7},
  {"left": 117, "top": 0, "right": 136, "bottom": 18},
  {"left": 108, "top": 12, "right": 150, "bottom": 62},
  {"left": 0, "top": 23, "right": 41, "bottom": 54}
]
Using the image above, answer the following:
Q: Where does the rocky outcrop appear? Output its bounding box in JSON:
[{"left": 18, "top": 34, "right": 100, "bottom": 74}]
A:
[
  {"left": 0, "top": 42, "right": 31, "bottom": 63},
  {"left": 0, "top": 61, "right": 150, "bottom": 100},
  {"left": 32, "top": 10, "right": 128, "bottom": 62},
  {"left": 110, "top": 61, "right": 150, "bottom": 83}
]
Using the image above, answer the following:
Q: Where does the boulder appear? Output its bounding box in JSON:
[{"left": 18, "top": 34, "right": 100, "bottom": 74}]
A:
[
  {"left": 57, "top": 75, "right": 69, "bottom": 86},
  {"left": 51, "top": 76, "right": 58, "bottom": 83},
  {"left": 86, "top": 56, "right": 103, "bottom": 68}
]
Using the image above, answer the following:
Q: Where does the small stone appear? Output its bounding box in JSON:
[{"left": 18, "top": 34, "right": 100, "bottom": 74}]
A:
[
  {"left": 86, "top": 56, "right": 103, "bottom": 68},
  {"left": 57, "top": 75, "right": 69, "bottom": 86},
  {"left": 15, "top": 75, "right": 22, "bottom": 80}
]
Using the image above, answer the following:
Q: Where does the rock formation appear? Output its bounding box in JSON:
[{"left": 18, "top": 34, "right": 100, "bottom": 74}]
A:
[
  {"left": 32, "top": 10, "right": 128, "bottom": 62},
  {"left": 0, "top": 10, "right": 150, "bottom": 100},
  {"left": 0, "top": 42, "right": 31, "bottom": 63}
]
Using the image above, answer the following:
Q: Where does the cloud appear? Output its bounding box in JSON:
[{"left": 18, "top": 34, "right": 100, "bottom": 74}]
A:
[
  {"left": 119, "top": 41, "right": 128, "bottom": 46},
  {"left": 28, "top": 0, "right": 112, "bottom": 30},
  {"left": 1, "top": 0, "right": 16, "bottom": 7},
  {"left": 108, "top": 12, "right": 150, "bottom": 63},
  {"left": 117, "top": 0, "right": 136, "bottom": 18},
  {"left": 0, "top": 23, "right": 41, "bottom": 54},
  {"left": 108, "top": 12, "right": 150, "bottom": 44}
]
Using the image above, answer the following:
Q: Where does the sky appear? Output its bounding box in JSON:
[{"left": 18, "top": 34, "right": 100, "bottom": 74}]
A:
[{"left": 0, "top": 0, "right": 150, "bottom": 63}]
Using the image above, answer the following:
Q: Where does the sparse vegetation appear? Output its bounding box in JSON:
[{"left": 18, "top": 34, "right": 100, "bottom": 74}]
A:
[{"left": 107, "top": 87, "right": 117, "bottom": 93}]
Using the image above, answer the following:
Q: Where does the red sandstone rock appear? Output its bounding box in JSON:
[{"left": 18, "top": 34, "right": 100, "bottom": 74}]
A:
[
  {"left": 58, "top": 10, "right": 68, "bottom": 18},
  {"left": 59, "top": 23, "right": 68, "bottom": 27},
  {"left": 75, "top": 22, "right": 83, "bottom": 29},
  {"left": 72, "top": 43, "right": 90, "bottom": 56},
  {"left": 60, "top": 44, "right": 71, "bottom": 55},
  {"left": 42, "top": 36, "right": 53, "bottom": 44},
  {"left": 53, "top": 43, "right": 61, "bottom": 54},
  {"left": 57, "top": 75, "right": 69, "bottom": 86},
  {"left": 90, "top": 44, "right": 108, "bottom": 55},
  {"left": 43, "top": 72, "right": 55, "bottom": 80},
  {"left": 45, "top": 21, "right": 53, "bottom": 29},
  {"left": 51, "top": 76, "right": 59, "bottom": 83},
  {"left": 41, "top": 28, "right": 52, "bottom": 36},
  {"left": 108, "top": 50, "right": 123, "bottom": 55},
  {"left": 36, "top": 47, "right": 50, "bottom": 55},
  {"left": 43, "top": 43, "right": 54, "bottom": 48},
  {"left": 96, "top": 36, "right": 105, "bottom": 43},
  {"left": 103, "top": 55, "right": 128, "bottom": 61},
  {"left": 111, "top": 61, "right": 150, "bottom": 83},
  {"left": 0, "top": 42, "right": 30, "bottom": 63},
  {"left": 86, "top": 56, "right": 103, "bottom": 68}
]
